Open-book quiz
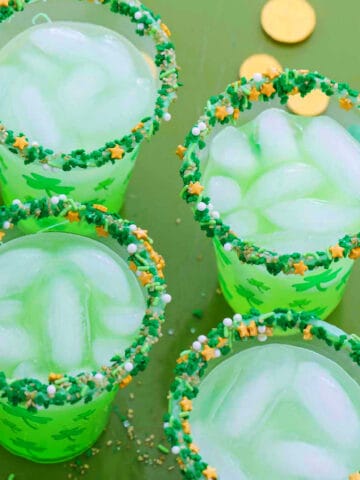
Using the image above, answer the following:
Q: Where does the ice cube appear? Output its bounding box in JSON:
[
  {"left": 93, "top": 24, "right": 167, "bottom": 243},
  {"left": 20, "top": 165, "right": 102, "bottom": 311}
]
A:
[
  {"left": 0, "top": 326, "right": 32, "bottom": 373},
  {"left": 68, "top": 246, "right": 132, "bottom": 302},
  {"left": 209, "top": 126, "right": 258, "bottom": 180},
  {"left": 46, "top": 275, "right": 88, "bottom": 371},
  {"left": 102, "top": 305, "right": 145, "bottom": 336},
  {"left": 0, "top": 247, "right": 47, "bottom": 297},
  {"left": 0, "top": 300, "right": 22, "bottom": 325},
  {"left": 92, "top": 337, "right": 130, "bottom": 367},
  {"left": 294, "top": 361, "right": 360, "bottom": 447},
  {"left": 223, "top": 209, "right": 259, "bottom": 238},
  {"left": 97, "top": 33, "right": 137, "bottom": 81},
  {"left": 264, "top": 440, "right": 347, "bottom": 480},
  {"left": 256, "top": 109, "right": 301, "bottom": 165},
  {"left": 245, "top": 162, "right": 323, "bottom": 208},
  {"left": 195, "top": 345, "right": 296, "bottom": 437},
  {"left": 303, "top": 115, "right": 360, "bottom": 200},
  {"left": 205, "top": 176, "right": 242, "bottom": 214},
  {"left": 265, "top": 198, "right": 360, "bottom": 234}
]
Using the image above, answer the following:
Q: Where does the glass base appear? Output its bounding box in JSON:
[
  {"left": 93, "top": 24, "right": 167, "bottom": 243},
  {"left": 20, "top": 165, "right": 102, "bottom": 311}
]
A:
[
  {"left": 214, "top": 238, "right": 354, "bottom": 319},
  {"left": 0, "top": 389, "right": 117, "bottom": 463}
]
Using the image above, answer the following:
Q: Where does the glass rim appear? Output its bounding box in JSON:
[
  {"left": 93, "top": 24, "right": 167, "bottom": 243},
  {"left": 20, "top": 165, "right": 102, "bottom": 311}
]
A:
[
  {"left": 0, "top": 0, "right": 180, "bottom": 171},
  {"left": 0, "top": 195, "right": 171, "bottom": 410},
  {"left": 178, "top": 69, "right": 360, "bottom": 277},
  {"left": 164, "top": 308, "right": 360, "bottom": 479}
]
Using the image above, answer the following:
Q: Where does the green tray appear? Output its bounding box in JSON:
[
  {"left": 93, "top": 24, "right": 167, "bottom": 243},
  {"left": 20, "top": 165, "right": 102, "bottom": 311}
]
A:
[{"left": 1, "top": 0, "right": 359, "bottom": 478}]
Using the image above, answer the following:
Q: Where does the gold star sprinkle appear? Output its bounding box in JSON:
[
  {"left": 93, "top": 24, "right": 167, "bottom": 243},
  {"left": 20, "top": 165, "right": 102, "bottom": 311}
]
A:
[
  {"left": 188, "top": 181, "right": 204, "bottom": 196},
  {"left": 329, "top": 244, "right": 344, "bottom": 259},
  {"left": 249, "top": 87, "right": 261, "bottom": 102},
  {"left": 349, "top": 247, "right": 360, "bottom": 260},
  {"left": 176, "top": 145, "right": 187, "bottom": 159},
  {"left": 48, "top": 372, "right": 63, "bottom": 383},
  {"left": 120, "top": 375, "right": 132, "bottom": 389},
  {"left": 203, "top": 466, "right": 217, "bottom": 479},
  {"left": 182, "top": 420, "right": 191, "bottom": 434},
  {"left": 0, "top": 0, "right": 9, "bottom": 7},
  {"left": 265, "top": 66, "right": 281, "bottom": 80},
  {"left": 217, "top": 337, "right": 228, "bottom": 348},
  {"left": 237, "top": 323, "right": 250, "bottom": 338},
  {"left": 293, "top": 261, "right": 308, "bottom": 276},
  {"left": 201, "top": 345, "right": 216, "bottom": 361},
  {"left": 260, "top": 82, "right": 276, "bottom": 97},
  {"left": 66, "top": 211, "right": 80, "bottom": 223},
  {"left": 133, "top": 228, "right": 148, "bottom": 240},
  {"left": 139, "top": 271, "right": 153, "bottom": 286},
  {"left": 248, "top": 320, "right": 258, "bottom": 336},
  {"left": 96, "top": 226, "right": 109, "bottom": 237},
  {"left": 132, "top": 122, "right": 144, "bottom": 133},
  {"left": 190, "top": 443, "right": 200, "bottom": 453},
  {"left": 339, "top": 97, "right": 353, "bottom": 111},
  {"left": 179, "top": 397, "right": 193, "bottom": 412},
  {"left": 108, "top": 145, "right": 125, "bottom": 160},
  {"left": 303, "top": 325, "right": 313, "bottom": 341},
  {"left": 13, "top": 136, "right": 29, "bottom": 151},
  {"left": 215, "top": 106, "right": 228, "bottom": 121}
]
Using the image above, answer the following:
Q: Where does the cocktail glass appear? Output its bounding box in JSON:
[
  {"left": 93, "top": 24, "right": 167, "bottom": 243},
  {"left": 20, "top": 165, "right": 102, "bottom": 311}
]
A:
[
  {"left": 0, "top": 0, "right": 179, "bottom": 211},
  {"left": 179, "top": 70, "right": 360, "bottom": 318},
  {"left": 165, "top": 309, "right": 360, "bottom": 479},
  {"left": 0, "top": 196, "right": 170, "bottom": 463}
]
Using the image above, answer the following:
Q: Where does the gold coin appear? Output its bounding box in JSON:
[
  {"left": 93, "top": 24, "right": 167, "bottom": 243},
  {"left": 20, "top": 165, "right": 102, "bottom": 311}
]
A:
[
  {"left": 261, "top": 0, "right": 316, "bottom": 44},
  {"left": 287, "top": 89, "right": 330, "bottom": 116},
  {"left": 239, "top": 54, "right": 282, "bottom": 80}
]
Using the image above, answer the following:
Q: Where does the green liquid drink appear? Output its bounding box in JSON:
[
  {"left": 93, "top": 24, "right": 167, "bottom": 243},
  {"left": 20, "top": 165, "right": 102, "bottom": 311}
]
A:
[
  {"left": 180, "top": 70, "right": 360, "bottom": 318},
  {"left": 166, "top": 311, "right": 360, "bottom": 480},
  {"left": 0, "top": 0, "right": 179, "bottom": 211},
  {"left": 0, "top": 197, "right": 169, "bottom": 463}
]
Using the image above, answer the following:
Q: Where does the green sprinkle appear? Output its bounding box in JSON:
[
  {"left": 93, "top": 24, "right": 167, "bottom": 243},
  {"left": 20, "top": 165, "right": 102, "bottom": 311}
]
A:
[{"left": 157, "top": 444, "right": 169, "bottom": 454}]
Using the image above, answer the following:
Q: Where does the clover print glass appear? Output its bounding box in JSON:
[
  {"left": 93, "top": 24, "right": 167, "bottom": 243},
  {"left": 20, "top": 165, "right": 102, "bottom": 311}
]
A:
[
  {"left": 180, "top": 70, "right": 360, "bottom": 319},
  {"left": 0, "top": 0, "right": 178, "bottom": 211},
  {"left": 166, "top": 310, "right": 360, "bottom": 480},
  {"left": 0, "top": 197, "right": 169, "bottom": 463}
]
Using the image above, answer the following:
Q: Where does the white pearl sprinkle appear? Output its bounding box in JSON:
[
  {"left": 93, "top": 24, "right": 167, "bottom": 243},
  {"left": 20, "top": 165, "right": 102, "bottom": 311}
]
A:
[
  {"left": 12, "top": 199, "right": 21, "bottom": 206},
  {"left": 127, "top": 243, "right": 138, "bottom": 254},
  {"left": 137, "top": 23, "right": 145, "bottom": 30},
  {"left": 224, "top": 243, "right": 232, "bottom": 252},
  {"left": 226, "top": 106, "right": 234, "bottom": 115},
  {"left": 253, "top": 72, "right": 263, "bottom": 82},
  {"left": 95, "top": 373, "right": 104, "bottom": 380},
  {"left": 258, "top": 325, "right": 266, "bottom": 334},
  {"left": 2, "top": 221, "right": 10, "bottom": 230},
  {"left": 192, "top": 341, "right": 202, "bottom": 351},
  {"left": 129, "top": 224, "right": 137, "bottom": 231},
  {"left": 31, "top": 141, "right": 39, "bottom": 147},
  {"left": 192, "top": 126, "right": 201, "bottom": 136},
  {"left": 51, "top": 196, "right": 59, "bottom": 205},
  {"left": 258, "top": 334, "right": 268, "bottom": 342},
  {"left": 47, "top": 385, "right": 56, "bottom": 397},
  {"left": 171, "top": 446, "right": 181, "bottom": 455},
  {"left": 161, "top": 293, "right": 172, "bottom": 304},
  {"left": 198, "top": 335, "right": 207, "bottom": 344},
  {"left": 163, "top": 112, "right": 172, "bottom": 122},
  {"left": 134, "top": 11, "right": 142, "bottom": 19},
  {"left": 214, "top": 349, "right": 221, "bottom": 358},
  {"left": 223, "top": 317, "right": 232, "bottom": 327},
  {"left": 163, "top": 422, "right": 170, "bottom": 429},
  {"left": 211, "top": 211, "right": 220, "bottom": 219},
  {"left": 59, "top": 194, "right": 67, "bottom": 201},
  {"left": 233, "top": 313, "right": 243, "bottom": 322},
  {"left": 197, "top": 202, "right": 207, "bottom": 212},
  {"left": 125, "top": 362, "right": 134, "bottom": 372},
  {"left": 198, "top": 121, "right": 207, "bottom": 131}
]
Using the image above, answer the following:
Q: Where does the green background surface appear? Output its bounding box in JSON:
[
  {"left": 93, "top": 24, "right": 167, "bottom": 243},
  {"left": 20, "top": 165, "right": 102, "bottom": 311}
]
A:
[{"left": 1, "top": 0, "right": 360, "bottom": 478}]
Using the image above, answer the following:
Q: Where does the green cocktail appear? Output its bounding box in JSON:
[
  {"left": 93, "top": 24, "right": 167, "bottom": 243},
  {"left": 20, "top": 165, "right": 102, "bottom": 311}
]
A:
[
  {"left": 0, "top": 197, "right": 170, "bottom": 463},
  {"left": 180, "top": 70, "right": 360, "bottom": 318},
  {"left": 166, "top": 310, "right": 360, "bottom": 480},
  {"left": 0, "top": 0, "right": 179, "bottom": 211}
]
